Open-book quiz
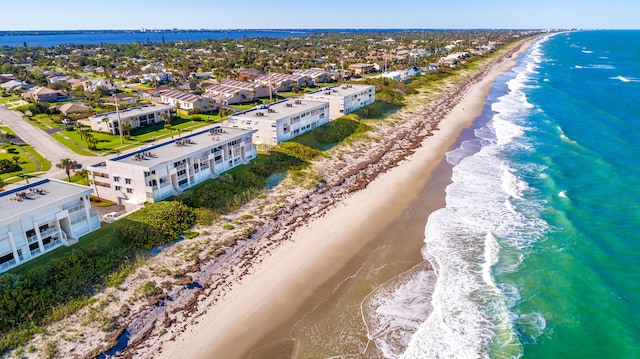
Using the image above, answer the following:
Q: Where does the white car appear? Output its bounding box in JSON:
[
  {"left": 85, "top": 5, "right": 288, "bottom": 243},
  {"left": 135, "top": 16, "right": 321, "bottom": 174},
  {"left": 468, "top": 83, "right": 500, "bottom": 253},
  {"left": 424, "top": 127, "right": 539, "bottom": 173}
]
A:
[{"left": 102, "top": 212, "right": 119, "bottom": 223}]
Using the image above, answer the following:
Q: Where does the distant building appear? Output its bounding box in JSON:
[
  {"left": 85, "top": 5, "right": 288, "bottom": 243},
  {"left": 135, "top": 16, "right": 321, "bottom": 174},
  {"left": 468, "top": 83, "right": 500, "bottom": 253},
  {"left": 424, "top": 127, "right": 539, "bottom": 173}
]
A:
[
  {"left": 57, "top": 102, "right": 90, "bottom": 115},
  {"left": 305, "top": 84, "right": 376, "bottom": 120},
  {"left": 348, "top": 63, "right": 376, "bottom": 76},
  {"left": 89, "top": 126, "right": 256, "bottom": 207},
  {"left": 83, "top": 78, "right": 116, "bottom": 93},
  {"left": 87, "top": 104, "right": 175, "bottom": 134},
  {"left": 159, "top": 90, "right": 216, "bottom": 113},
  {"left": 254, "top": 72, "right": 312, "bottom": 92},
  {"left": 0, "top": 179, "right": 101, "bottom": 273},
  {"left": 22, "top": 86, "right": 61, "bottom": 103},
  {"left": 1, "top": 80, "right": 29, "bottom": 92},
  {"left": 203, "top": 79, "right": 270, "bottom": 105},
  {"left": 228, "top": 98, "right": 329, "bottom": 146}
]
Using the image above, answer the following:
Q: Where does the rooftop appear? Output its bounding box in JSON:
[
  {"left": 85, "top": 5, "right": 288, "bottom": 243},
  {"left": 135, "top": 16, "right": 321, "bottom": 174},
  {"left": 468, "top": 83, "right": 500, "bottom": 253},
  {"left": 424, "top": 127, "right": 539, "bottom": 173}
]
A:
[
  {"left": 306, "top": 84, "right": 375, "bottom": 98},
  {"left": 230, "top": 98, "right": 328, "bottom": 122},
  {"left": 0, "top": 179, "right": 93, "bottom": 224},
  {"left": 92, "top": 125, "right": 254, "bottom": 168}
]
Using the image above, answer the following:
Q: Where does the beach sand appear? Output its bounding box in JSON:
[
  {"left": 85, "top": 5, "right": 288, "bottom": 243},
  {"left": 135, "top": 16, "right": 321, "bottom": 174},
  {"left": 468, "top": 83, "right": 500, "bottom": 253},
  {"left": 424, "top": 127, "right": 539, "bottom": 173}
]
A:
[{"left": 154, "top": 38, "right": 538, "bottom": 359}]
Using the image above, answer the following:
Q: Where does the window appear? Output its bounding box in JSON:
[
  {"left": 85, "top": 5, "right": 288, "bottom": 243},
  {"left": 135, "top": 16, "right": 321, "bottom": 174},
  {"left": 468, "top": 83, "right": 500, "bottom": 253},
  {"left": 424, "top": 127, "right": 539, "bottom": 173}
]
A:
[
  {"left": 113, "top": 176, "right": 120, "bottom": 182},
  {"left": 126, "top": 188, "right": 133, "bottom": 193},
  {"left": 125, "top": 178, "right": 132, "bottom": 184},
  {"left": 144, "top": 171, "right": 151, "bottom": 177},
  {"left": 115, "top": 185, "right": 122, "bottom": 191}
]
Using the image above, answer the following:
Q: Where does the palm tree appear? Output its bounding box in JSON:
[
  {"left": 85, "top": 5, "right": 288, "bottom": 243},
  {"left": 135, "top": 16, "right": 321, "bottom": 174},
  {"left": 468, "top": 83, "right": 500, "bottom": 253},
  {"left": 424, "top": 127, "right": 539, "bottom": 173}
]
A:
[
  {"left": 56, "top": 158, "right": 78, "bottom": 182},
  {"left": 160, "top": 112, "right": 171, "bottom": 127},
  {"left": 121, "top": 122, "right": 132, "bottom": 137},
  {"left": 85, "top": 133, "right": 97, "bottom": 150},
  {"left": 0, "top": 131, "right": 13, "bottom": 149},
  {"left": 12, "top": 155, "right": 20, "bottom": 166},
  {"left": 101, "top": 116, "right": 111, "bottom": 134},
  {"left": 77, "top": 127, "right": 88, "bottom": 141},
  {"left": 77, "top": 168, "right": 90, "bottom": 186}
]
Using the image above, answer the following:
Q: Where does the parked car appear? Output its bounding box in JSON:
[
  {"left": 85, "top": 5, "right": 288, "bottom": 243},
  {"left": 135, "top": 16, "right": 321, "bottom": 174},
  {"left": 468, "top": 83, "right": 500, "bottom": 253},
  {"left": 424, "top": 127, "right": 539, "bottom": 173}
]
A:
[{"left": 102, "top": 212, "right": 119, "bottom": 223}]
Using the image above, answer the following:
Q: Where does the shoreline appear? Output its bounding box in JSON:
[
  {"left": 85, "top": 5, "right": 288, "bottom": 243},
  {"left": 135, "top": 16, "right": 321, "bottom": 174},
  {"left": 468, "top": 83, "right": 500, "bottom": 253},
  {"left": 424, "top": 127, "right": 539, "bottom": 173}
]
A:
[{"left": 154, "top": 38, "right": 539, "bottom": 359}]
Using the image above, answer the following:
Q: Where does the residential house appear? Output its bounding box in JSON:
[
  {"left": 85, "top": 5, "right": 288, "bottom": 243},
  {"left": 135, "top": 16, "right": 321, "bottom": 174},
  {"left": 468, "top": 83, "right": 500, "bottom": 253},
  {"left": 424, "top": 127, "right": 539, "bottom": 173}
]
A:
[
  {"left": 228, "top": 98, "right": 329, "bottom": 146},
  {"left": 254, "top": 72, "right": 311, "bottom": 92},
  {"left": 89, "top": 126, "right": 256, "bottom": 207},
  {"left": 236, "top": 68, "right": 264, "bottom": 81},
  {"left": 22, "top": 86, "right": 61, "bottom": 103},
  {"left": 203, "top": 79, "right": 269, "bottom": 105},
  {"left": 87, "top": 104, "right": 175, "bottom": 134},
  {"left": 0, "top": 74, "right": 16, "bottom": 83},
  {"left": 1, "top": 80, "right": 29, "bottom": 92},
  {"left": 305, "top": 84, "right": 376, "bottom": 120},
  {"left": 293, "top": 69, "right": 330, "bottom": 84},
  {"left": 348, "top": 63, "right": 376, "bottom": 76},
  {"left": 0, "top": 179, "right": 101, "bottom": 273},
  {"left": 101, "top": 93, "right": 139, "bottom": 106},
  {"left": 381, "top": 66, "right": 419, "bottom": 82},
  {"left": 83, "top": 78, "right": 116, "bottom": 93},
  {"left": 57, "top": 102, "right": 90, "bottom": 116},
  {"left": 159, "top": 90, "right": 216, "bottom": 114}
]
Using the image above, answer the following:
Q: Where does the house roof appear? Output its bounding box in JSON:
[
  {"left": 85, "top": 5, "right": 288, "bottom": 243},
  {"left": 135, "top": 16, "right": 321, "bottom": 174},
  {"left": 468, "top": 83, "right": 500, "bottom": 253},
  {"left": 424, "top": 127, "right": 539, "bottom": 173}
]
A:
[
  {"left": 58, "top": 102, "right": 89, "bottom": 114},
  {"left": 160, "top": 90, "right": 202, "bottom": 104}
]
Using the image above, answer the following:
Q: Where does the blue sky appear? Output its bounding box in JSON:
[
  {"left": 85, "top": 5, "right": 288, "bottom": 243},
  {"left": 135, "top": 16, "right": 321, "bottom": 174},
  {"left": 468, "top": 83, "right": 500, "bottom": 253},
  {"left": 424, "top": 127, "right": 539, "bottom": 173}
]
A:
[{"left": 1, "top": 0, "right": 638, "bottom": 30}]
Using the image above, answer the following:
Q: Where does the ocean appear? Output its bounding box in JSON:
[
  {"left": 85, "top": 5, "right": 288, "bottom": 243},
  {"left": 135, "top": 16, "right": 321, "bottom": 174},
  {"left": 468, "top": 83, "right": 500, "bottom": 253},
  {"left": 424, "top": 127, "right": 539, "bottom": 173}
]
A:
[{"left": 367, "top": 30, "right": 640, "bottom": 358}]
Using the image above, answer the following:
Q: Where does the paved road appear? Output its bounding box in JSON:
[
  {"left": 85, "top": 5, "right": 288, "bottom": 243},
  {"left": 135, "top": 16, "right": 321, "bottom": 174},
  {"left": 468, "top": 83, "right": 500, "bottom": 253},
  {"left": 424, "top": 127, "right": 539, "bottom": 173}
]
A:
[{"left": 0, "top": 105, "right": 100, "bottom": 181}]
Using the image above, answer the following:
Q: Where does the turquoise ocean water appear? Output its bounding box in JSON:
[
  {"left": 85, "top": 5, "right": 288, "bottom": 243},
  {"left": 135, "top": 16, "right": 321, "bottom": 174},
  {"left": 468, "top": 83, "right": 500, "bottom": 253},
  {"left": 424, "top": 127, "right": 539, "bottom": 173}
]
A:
[{"left": 364, "top": 31, "right": 640, "bottom": 358}]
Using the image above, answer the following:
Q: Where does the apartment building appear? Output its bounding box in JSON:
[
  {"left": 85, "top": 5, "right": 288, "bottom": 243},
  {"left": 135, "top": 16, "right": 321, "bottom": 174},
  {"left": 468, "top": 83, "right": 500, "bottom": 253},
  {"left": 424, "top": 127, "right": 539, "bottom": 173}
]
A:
[
  {"left": 227, "top": 98, "right": 329, "bottom": 146},
  {"left": 305, "top": 84, "right": 376, "bottom": 120},
  {"left": 87, "top": 103, "right": 175, "bottom": 134},
  {"left": 0, "top": 179, "right": 101, "bottom": 273},
  {"left": 89, "top": 125, "right": 256, "bottom": 207}
]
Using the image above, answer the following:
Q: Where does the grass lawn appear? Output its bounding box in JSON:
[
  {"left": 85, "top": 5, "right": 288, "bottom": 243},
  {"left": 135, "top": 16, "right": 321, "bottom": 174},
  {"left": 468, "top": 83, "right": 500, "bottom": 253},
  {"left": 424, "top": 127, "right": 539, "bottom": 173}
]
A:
[
  {"left": 0, "top": 94, "right": 18, "bottom": 105},
  {"left": 0, "top": 145, "right": 38, "bottom": 183},
  {"left": 56, "top": 117, "right": 220, "bottom": 155},
  {"left": 34, "top": 113, "right": 63, "bottom": 129},
  {"left": 8, "top": 223, "right": 123, "bottom": 276},
  {"left": 23, "top": 116, "right": 50, "bottom": 131},
  {"left": 51, "top": 133, "right": 96, "bottom": 156},
  {"left": 21, "top": 144, "right": 52, "bottom": 171}
]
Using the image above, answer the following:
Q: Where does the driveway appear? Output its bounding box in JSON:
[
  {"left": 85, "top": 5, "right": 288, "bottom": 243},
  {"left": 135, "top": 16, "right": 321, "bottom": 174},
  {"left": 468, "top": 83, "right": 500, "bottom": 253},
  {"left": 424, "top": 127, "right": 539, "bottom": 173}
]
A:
[{"left": 0, "top": 105, "right": 101, "bottom": 180}]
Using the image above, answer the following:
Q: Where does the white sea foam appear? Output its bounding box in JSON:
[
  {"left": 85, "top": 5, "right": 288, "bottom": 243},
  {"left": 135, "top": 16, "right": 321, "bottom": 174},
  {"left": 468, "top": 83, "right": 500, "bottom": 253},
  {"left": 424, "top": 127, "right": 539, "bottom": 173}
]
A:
[
  {"left": 397, "top": 42, "right": 548, "bottom": 359},
  {"left": 362, "top": 264, "right": 436, "bottom": 359},
  {"left": 558, "top": 190, "right": 568, "bottom": 198},
  {"left": 581, "top": 49, "right": 594, "bottom": 54},
  {"left": 575, "top": 64, "right": 615, "bottom": 70},
  {"left": 611, "top": 75, "right": 640, "bottom": 83}
]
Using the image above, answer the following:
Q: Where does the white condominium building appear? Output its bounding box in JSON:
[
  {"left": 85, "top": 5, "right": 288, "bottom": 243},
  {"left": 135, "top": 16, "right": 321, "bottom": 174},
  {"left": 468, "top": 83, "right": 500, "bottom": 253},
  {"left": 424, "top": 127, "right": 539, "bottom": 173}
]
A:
[
  {"left": 227, "top": 98, "right": 329, "bottom": 146},
  {"left": 305, "top": 84, "right": 376, "bottom": 120},
  {"left": 87, "top": 103, "right": 175, "bottom": 134},
  {"left": 89, "top": 125, "right": 256, "bottom": 207},
  {"left": 0, "top": 179, "right": 101, "bottom": 273}
]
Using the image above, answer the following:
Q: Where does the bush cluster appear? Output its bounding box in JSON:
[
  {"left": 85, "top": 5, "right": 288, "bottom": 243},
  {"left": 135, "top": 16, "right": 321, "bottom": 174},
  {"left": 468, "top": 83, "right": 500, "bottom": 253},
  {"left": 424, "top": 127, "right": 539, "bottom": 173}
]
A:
[
  {"left": 114, "top": 201, "right": 196, "bottom": 249},
  {"left": 0, "top": 245, "right": 137, "bottom": 353}
]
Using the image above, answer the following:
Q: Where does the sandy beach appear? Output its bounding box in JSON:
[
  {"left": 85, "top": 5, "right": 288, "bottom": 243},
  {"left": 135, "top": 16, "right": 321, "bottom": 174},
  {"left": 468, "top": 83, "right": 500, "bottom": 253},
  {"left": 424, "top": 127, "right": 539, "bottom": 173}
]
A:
[{"left": 151, "top": 38, "right": 538, "bottom": 359}]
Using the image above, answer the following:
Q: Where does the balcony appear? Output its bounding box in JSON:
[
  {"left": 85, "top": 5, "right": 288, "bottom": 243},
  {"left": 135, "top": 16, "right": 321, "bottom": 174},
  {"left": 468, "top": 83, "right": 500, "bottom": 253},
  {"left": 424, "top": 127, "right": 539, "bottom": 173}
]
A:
[{"left": 0, "top": 259, "right": 17, "bottom": 272}]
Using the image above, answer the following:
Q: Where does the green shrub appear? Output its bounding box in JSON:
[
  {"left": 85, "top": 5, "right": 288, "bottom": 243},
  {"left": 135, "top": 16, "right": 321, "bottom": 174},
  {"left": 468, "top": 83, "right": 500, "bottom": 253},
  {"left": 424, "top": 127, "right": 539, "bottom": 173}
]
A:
[
  {"left": 222, "top": 224, "right": 235, "bottom": 230},
  {"left": 278, "top": 142, "right": 321, "bottom": 161},
  {"left": 114, "top": 201, "right": 196, "bottom": 249}
]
